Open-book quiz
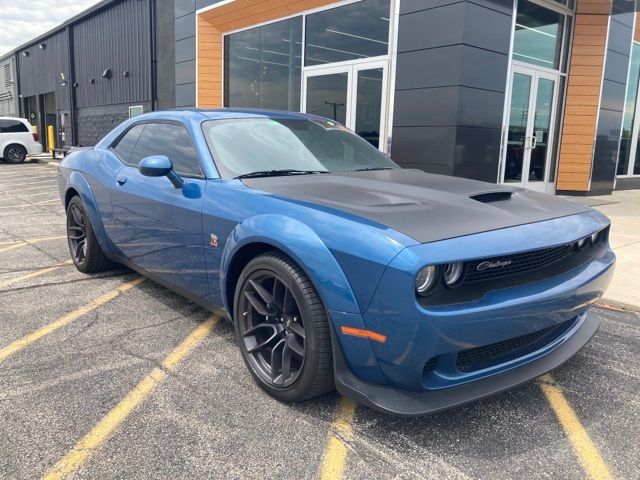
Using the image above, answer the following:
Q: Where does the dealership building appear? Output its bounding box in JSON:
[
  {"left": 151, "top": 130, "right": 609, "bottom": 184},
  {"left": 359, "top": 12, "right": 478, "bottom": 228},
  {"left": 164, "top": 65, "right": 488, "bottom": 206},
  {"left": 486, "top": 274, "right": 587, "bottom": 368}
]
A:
[{"left": 2, "top": 0, "right": 640, "bottom": 194}]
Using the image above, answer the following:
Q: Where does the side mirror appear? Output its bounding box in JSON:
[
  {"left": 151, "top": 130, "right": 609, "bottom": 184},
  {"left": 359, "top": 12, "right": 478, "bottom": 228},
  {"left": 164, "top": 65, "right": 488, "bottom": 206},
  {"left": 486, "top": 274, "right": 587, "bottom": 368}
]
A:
[{"left": 138, "top": 155, "right": 184, "bottom": 188}]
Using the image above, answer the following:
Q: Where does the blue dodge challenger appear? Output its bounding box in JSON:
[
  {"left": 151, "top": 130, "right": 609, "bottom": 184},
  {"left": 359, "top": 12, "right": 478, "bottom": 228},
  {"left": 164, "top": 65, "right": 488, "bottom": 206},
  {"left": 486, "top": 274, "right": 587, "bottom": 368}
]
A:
[{"left": 58, "top": 109, "right": 615, "bottom": 415}]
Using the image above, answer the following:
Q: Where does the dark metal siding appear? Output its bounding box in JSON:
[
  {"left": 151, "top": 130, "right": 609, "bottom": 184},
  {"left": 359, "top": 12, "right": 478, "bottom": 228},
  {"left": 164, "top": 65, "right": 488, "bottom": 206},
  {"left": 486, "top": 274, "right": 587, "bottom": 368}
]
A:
[
  {"left": 174, "top": 0, "right": 222, "bottom": 107},
  {"left": 17, "top": 30, "right": 71, "bottom": 109},
  {"left": 391, "top": 0, "right": 513, "bottom": 182},
  {"left": 73, "top": 0, "right": 151, "bottom": 108},
  {"left": 591, "top": 0, "right": 634, "bottom": 194}
]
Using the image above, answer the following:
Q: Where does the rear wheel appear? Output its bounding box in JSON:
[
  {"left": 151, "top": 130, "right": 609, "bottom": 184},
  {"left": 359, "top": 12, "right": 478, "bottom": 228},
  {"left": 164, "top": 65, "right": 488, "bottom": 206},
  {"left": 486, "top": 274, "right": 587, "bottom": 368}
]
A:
[
  {"left": 3, "top": 144, "right": 27, "bottom": 164},
  {"left": 234, "top": 252, "right": 334, "bottom": 402},
  {"left": 66, "top": 196, "right": 113, "bottom": 273}
]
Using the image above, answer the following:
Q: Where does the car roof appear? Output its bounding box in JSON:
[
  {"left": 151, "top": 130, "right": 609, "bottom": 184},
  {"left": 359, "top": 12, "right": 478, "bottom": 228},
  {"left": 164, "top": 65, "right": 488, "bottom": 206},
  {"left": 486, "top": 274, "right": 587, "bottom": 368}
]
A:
[
  {"left": 0, "top": 117, "right": 29, "bottom": 123},
  {"left": 146, "top": 108, "right": 326, "bottom": 122}
]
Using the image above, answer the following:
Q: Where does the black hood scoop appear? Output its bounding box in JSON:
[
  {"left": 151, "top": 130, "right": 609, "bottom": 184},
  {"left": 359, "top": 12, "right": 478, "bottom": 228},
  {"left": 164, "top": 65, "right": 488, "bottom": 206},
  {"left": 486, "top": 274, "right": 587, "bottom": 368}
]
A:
[
  {"left": 242, "top": 169, "right": 591, "bottom": 244},
  {"left": 470, "top": 191, "right": 514, "bottom": 203}
]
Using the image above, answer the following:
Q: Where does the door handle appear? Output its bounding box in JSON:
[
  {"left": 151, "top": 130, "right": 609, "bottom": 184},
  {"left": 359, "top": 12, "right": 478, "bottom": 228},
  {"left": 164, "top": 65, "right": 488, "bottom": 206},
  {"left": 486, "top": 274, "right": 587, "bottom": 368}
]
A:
[
  {"left": 531, "top": 136, "right": 537, "bottom": 149},
  {"left": 116, "top": 176, "right": 127, "bottom": 186}
]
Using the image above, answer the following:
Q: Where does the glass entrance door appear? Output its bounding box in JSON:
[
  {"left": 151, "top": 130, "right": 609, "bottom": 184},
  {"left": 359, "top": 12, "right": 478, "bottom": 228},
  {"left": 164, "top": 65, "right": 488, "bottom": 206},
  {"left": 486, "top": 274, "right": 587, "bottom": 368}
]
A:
[
  {"left": 302, "top": 60, "right": 387, "bottom": 150},
  {"left": 502, "top": 66, "right": 559, "bottom": 192}
]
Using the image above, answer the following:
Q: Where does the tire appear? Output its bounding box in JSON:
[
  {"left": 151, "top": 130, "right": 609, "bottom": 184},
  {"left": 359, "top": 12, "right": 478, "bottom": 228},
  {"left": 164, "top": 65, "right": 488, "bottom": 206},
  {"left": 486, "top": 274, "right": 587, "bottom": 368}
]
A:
[
  {"left": 66, "top": 196, "right": 114, "bottom": 273},
  {"left": 234, "top": 252, "right": 334, "bottom": 402},
  {"left": 3, "top": 144, "right": 27, "bottom": 164}
]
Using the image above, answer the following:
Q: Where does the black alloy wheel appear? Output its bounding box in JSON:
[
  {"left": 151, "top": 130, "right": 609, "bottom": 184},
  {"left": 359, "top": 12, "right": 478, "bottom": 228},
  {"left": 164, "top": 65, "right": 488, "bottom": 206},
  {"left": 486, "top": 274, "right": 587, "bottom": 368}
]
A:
[
  {"left": 239, "top": 272, "right": 307, "bottom": 387},
  {"left": 235, "top": 252, "right": 333, "bottom": 402},
  {"left": 3, "top": 145, "right": 27, "bottom": 164},
  {"left": 66, "top": 196, "right": 113, "bottom": 273},
  {"left": 67, "top": 201, "right": 87, "bottom": 265}
]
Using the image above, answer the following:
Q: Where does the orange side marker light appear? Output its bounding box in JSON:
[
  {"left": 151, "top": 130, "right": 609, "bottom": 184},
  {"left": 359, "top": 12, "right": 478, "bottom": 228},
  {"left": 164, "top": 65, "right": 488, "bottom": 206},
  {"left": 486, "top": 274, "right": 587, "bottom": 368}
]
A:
[{"left": 340, "top": 326, "right": 387, "bottom": 343}]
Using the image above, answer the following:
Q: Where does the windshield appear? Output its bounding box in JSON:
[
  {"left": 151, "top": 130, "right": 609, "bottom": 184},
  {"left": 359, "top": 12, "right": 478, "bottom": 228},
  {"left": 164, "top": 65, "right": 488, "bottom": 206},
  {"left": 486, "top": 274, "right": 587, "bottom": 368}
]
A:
[{"left": 202, "top": 118, "right": 399, "bottom": 178}]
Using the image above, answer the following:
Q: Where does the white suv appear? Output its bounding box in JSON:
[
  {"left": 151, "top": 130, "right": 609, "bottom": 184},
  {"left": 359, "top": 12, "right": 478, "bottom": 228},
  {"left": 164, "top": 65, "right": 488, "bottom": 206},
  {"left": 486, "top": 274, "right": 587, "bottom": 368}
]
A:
[{"left": 0, "top": 117, "right": 43, "bottom": 163}]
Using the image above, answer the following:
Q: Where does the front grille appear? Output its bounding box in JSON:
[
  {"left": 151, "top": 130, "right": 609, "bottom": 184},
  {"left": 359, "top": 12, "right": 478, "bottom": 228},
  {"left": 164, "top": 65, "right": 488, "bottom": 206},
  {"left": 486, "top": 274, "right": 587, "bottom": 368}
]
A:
[
  {"left": 422, "top": 357, "right": 437, "bottom": 375},
  {"left": 456, "top": 320, "right": 572, "bottom": 373},
  {"left": 463, "top": 244, "right": 575, "bottom": 283}
]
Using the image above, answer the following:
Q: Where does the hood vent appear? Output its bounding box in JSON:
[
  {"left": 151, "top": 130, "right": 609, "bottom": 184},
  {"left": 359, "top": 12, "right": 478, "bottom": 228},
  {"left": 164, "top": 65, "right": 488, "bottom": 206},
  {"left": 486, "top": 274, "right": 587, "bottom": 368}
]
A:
[{"left": 470, "top": 191, "right": 513, "bottom": 203}]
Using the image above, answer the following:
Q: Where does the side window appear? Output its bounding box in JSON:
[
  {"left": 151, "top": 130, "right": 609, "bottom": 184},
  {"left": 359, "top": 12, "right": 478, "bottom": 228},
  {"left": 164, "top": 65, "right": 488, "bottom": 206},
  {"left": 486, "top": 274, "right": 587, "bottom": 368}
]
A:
[
  {"left": 0, "top": 120, "right": 28, "bottom": 133},
  {"left": 112, "top": 124, "right": 145, "bottom": 164},
  {"left": 130, "top": 123, "right": 202, "bottom": 176}
]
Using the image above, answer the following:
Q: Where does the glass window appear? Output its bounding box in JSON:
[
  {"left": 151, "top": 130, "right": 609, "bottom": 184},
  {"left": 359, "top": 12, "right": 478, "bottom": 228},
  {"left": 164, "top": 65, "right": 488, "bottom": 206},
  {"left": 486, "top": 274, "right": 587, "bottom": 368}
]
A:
[
  {"left": 112, "top": 124, "right": 145, "bottom": 163},
  {"left": 0, "top": 120, "right": 29, "bottom": 133},
  {"left": 130, "top": 123, "right": 202, "bottom": 177},
  {"left": 203, "top": 118, "right": 397, "bottom": 179},
  {"left": 355, "top": 68, "right": 384, "bottom": 148},
  {"left": 305, "top": 0, "right": 390, "bottom": 66},
  {"left": 618, "top": 43, "right": 640, "bottom": 176},
  {"left": 513, "top": 1, "right": 564, "bottom": 70},
  {"left": 224, "top": 17, "right": 302, "bottom": 111}
]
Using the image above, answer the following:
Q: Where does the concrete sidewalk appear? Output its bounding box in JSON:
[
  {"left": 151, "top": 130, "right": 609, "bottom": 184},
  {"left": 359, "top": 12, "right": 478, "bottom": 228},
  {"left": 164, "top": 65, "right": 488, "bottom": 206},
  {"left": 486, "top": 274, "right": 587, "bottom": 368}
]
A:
[{"left": 588, "top": 190, "right": 640, "bottom": 310}]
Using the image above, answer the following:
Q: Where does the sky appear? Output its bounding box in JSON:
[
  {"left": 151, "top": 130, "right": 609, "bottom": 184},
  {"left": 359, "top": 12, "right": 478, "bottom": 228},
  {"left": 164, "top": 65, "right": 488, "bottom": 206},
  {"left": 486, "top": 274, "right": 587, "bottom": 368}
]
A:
[{"left": 0, "top": 0, "right": 101, "bottom": 56}]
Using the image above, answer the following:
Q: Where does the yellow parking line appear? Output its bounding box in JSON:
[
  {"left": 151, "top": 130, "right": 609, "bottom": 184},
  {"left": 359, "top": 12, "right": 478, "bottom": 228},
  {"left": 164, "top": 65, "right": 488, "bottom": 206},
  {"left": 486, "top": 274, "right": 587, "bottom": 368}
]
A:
[
  {"left": 0, "top": 199, "right": 60, "bottom": 209},
  {"left": 0, "top": 259, "right": 73, "bottom": 290},
  {"left": 0, "top": 276, "right": 145, "bottom": 364},
  {"left": 0, "top": 235, "right": 67, "bottom": 253},
  {"left": 539, "top": 374, "right": 613, "bottom": 480},
  {"left": 0, "top": 191, "right": 54, "bottom": 198},
  {"left": 43, "top": 314, "right": 219, "bottom": 480},
  {"left": 318, "top": 397, "right": 357, "bottom": 480}
]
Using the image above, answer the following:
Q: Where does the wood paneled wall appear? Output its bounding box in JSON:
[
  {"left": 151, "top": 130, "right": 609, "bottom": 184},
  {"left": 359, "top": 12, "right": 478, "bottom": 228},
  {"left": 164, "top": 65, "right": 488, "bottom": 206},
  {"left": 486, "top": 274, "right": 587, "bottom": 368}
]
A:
[
  {"left": 197, "top": 0, "right": 338, "bottom": 108},
  {"left": 556, "top": 0, "right": 612, "bottom": 191}
]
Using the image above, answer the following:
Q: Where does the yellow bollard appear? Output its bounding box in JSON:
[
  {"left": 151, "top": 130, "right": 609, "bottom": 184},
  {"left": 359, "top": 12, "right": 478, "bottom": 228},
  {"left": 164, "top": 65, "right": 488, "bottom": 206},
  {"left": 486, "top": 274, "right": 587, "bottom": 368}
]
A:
[{"left": 47, "top": 125, "right": 55, "bottom": 156}]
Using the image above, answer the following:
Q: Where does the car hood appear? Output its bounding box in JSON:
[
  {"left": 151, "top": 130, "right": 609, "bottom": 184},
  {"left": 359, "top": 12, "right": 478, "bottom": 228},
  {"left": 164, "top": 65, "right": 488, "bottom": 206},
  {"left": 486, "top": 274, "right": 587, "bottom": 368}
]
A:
[{"left": 241, "top": 169, "right": 592, "bottom": 244}]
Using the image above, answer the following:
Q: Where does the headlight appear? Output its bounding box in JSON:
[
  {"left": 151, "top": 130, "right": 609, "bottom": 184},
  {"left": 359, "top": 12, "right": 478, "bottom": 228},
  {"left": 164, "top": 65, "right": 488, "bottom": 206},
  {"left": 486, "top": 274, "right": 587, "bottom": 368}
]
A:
[
  {"left": 577, "top": 237, "right": 588, "bottom": 249},
  {"left": 416, "top": 266, "right": 438, "bottom": 295},
  {"left": 590, "top": 230, "right": 602, "bottom": 246},
  {"left": 443, "top": 262, "right": 464, "bottom": 287}
]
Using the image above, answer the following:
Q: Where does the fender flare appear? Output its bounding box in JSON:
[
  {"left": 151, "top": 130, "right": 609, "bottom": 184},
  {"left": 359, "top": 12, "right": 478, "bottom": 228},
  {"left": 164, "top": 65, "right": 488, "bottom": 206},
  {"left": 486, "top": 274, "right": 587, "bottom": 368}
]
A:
[
  {"left": 65, "top": 171, "right": 114, "bottom": 256},
  {"left": 221, "top": 214, "right": 361, "bottom": 314}
]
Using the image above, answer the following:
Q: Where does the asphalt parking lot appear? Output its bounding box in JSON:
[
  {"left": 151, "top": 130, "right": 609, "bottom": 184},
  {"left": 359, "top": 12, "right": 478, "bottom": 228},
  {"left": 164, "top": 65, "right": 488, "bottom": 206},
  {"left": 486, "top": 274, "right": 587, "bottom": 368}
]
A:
[{"left": 0, "top": 160, "right": 638, "bottom": 480}]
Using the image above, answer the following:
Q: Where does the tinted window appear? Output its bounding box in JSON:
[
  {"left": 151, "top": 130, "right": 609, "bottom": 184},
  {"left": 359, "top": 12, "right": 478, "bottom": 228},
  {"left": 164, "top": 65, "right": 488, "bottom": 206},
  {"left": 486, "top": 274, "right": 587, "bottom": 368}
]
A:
[
  {"left": 513, "top": 1, "right": 564, "bottom": 70},
  {"left": 0, "top": 120, "right": 29, "bottom": 133},
  {"left": 305, "top": 0, "right": 390, "bottom": 66},
  {"left": 112, "top": 124, "right": 145, "bottom": 163},
  {"left": 130, "top": 123, "right": 202, "bottom": 176},
  {"left": 224, "top": 17, "right": 302, "bottom": 110},
  {"left": 203, "top": 118, "right": 398, "bottom": 178}
]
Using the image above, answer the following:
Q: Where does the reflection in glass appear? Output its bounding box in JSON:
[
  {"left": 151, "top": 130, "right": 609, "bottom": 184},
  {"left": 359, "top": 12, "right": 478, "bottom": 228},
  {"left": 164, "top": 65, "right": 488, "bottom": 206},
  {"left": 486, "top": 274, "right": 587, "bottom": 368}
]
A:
[
  {"left": 130, "top": 124, "right": 202, "bottom": 176},
  {"left": 529, "top": 78, "right": 554, "bottom": 181},
  {"left": 306, "top": 73, "right": 349, "bottom": 125},
  {"left": 513, "top": 2, "right": 564, "bottom": 70},
  {"left": 355, "top": 68, "right": 383, "bottom": 148},
  {"left": 505, "top": 73, "right": 532, "bottom": 182},
  {"left": 618, "top": 43, "right": 640, "bottom": 176},
  {"left": 224, "top": 17, "right": 302, "bottom": 111},
  {"left": 305, "top": 0, "right": 390, "bottom": 66}
]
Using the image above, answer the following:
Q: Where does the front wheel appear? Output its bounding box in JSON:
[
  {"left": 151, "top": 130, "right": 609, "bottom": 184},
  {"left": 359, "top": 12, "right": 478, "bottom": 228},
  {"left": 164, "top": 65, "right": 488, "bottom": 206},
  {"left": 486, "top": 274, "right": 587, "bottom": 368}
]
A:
[
  {"left": 66, "top": 196, "right": 114, "bottom": 273},
  {"left": 234, "top": 252, "right": 334, "bottom": 402}
]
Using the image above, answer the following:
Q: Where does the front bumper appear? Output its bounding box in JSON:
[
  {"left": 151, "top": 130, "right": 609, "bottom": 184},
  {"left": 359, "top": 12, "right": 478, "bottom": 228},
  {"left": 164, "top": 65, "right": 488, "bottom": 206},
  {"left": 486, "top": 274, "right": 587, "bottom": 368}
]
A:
[
  {"left": 332, "top": 310, "right": 599, "bottom": 416},
  {"left": 329, "top": 211, "right": 615, "bottom": 415}
]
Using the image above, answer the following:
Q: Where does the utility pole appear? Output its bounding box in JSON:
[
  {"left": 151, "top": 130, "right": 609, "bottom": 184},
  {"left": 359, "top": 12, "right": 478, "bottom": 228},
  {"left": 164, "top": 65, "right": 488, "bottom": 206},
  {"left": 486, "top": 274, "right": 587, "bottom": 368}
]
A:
[{"left": 324, "top": 100, "right": 344, "bottom": 121}]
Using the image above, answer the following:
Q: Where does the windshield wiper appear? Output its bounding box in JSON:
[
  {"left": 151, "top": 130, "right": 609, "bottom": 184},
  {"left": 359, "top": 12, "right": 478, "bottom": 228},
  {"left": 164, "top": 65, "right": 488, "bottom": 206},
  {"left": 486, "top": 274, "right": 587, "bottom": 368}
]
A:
[
  {"left": 235, "top": 169, "right": 328, "bottom": 179},
  {"left": 353, "top": 167, "right": 395, "bottom": 172}
]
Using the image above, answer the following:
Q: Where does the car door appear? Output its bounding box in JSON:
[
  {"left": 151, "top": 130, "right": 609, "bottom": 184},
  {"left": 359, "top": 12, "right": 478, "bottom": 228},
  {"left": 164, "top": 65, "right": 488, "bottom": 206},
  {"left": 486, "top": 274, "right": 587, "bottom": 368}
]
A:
[{"left": 109, "top": 121, "right": 209, "bottom": 299}]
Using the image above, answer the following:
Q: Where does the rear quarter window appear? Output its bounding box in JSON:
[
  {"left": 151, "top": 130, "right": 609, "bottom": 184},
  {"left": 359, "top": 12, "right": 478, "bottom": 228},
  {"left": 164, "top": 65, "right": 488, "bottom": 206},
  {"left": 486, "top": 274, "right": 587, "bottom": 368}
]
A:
[
  {"left": 112, "top": 124, "right": 145, "bottom": 164},
  {"left": 0, "top": 120, "right": 29, "bottom": 133}
]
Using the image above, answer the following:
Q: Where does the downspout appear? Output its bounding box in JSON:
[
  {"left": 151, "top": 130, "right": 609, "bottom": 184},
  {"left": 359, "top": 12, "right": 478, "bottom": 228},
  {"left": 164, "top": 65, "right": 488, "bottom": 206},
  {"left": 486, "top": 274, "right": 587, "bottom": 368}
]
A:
[
  {"left": 15, "top": 52, "right": 22, "bottom": 117},
  {"left": 67, "top": 25, "right": 78, "bottom": 146},
  {"left": 149, "top": 0, "right": 157, "bottom": 111}
]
